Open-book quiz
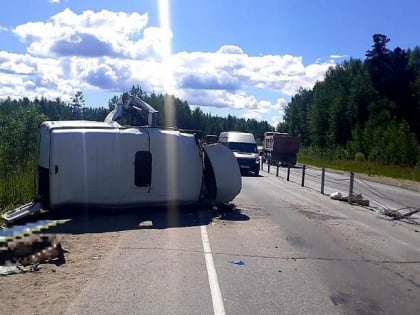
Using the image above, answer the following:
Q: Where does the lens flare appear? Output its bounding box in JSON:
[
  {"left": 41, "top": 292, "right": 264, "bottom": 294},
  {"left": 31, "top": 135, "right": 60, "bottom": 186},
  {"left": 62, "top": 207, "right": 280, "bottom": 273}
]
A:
[{"left": 158, "top": 0, "right": 178, "bottom": 225}]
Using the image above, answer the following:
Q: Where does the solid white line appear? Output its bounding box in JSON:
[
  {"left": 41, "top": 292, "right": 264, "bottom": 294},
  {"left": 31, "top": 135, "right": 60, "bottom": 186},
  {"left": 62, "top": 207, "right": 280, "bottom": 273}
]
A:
[{"left": 201, "top": 225, "right": 226, "bottom": 315}]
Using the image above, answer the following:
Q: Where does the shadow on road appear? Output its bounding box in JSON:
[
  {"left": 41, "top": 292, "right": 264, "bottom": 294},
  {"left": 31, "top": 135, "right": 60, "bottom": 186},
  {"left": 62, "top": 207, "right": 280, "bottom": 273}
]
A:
[
  {"left": 241, "top": 172, "right": 263, "bottom": 178},
  {"left": 0, "top": 204, "right": 250, "bottom": 265},
  {"left": 10, "top": 203, "right": 250, "bottom": 235}
]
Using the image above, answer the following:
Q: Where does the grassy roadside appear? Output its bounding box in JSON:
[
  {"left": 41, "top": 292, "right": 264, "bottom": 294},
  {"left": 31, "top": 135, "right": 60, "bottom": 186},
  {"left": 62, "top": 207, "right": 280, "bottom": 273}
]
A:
[
  {"left": 0, "top": 169, "right": 36, "bottom": 216},
  {"left": 298, "top": 154, "right": 420, "bottom": 182}
]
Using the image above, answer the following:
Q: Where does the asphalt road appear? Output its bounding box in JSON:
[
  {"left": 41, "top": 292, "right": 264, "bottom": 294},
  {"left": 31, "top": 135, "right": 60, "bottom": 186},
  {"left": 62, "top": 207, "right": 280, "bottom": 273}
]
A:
[{"left": 64, "top": 173, "right": 420, "bottom": 315}]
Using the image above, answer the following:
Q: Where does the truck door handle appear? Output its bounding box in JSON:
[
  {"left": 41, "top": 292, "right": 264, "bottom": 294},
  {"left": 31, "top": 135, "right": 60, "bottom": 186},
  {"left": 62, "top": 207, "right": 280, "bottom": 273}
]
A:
[{"left": 55, "top": 165, "right": 58, "bottom": 174}]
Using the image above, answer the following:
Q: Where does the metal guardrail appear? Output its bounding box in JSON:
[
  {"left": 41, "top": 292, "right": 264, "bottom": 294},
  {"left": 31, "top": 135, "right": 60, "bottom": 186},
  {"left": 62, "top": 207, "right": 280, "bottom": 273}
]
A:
[{"left": 260, "top": 158, "right": 420, "bottom": 222}]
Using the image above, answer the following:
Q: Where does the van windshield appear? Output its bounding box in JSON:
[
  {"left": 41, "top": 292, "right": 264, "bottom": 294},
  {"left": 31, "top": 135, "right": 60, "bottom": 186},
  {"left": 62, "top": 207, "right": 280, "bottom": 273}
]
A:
[{"left": 228, "top": 142, "right": 258, "bottom": 153}]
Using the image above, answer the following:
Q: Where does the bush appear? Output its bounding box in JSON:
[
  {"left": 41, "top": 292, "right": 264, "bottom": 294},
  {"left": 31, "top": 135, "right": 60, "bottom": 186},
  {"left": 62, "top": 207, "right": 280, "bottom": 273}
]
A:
[
  {"left": 348, "top": 120, "right": 419, "bottom": 166},
  {"left": 354, "top": 152, "right": 365, "bottom": 161}
]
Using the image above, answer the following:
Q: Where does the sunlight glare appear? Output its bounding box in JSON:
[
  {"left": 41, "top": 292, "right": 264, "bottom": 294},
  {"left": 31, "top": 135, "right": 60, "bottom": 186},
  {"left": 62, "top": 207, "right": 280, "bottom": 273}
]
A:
[{"left": 158, "top": 0, "right": 178, "bottom": 225}]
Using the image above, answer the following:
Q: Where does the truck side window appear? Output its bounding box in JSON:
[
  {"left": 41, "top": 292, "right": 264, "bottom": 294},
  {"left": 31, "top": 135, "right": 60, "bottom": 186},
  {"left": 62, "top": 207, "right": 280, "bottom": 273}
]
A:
[{"left": 134, "top": 151, "right": 152, "bottom": 187}]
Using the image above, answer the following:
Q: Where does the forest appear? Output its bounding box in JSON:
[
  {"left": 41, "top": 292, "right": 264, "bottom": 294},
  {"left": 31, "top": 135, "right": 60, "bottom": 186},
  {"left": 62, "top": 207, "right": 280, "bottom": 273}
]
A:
[{"left": 279, "top": 34, "right": 420, "bottom": 166}]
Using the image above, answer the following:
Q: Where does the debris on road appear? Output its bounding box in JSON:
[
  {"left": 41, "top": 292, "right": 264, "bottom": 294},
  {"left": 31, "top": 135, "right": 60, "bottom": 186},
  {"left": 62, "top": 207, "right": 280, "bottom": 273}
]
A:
[
  {"left": 0, "top": 263, "right": 40, "bottom": 276},
  {"left": 379, "top": 207, "right": 420, "bottom": 221},
  {"left": 229, "top": 259, "right": 245, "bottom": 265},
  {"left": 330, "top": 192, "right": 370, "bottom": 206},
  {"left": 330, "top": 191, "right": 342, "bottom": 200},
  {"left": 0, "top": 240, "right": 67, "bottom": 276},
  {"left": 0, "top": 219, "right": 70, "bottom": 276},
  {"left": 20, "top": 242, "right": 66, "bottom": 266}
]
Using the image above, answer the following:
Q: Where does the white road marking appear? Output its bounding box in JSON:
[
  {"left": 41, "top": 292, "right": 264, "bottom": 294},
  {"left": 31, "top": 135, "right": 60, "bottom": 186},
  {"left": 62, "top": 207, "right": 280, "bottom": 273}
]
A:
[{"left": 201, "top": 225, "right": 226, "bottom": 315}]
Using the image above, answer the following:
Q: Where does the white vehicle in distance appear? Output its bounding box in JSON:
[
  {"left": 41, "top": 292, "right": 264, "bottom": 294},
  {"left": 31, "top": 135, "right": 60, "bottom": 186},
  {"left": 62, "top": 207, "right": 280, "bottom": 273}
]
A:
[{"left": 218, "top": 131, "right": 260, "bottom": 176}]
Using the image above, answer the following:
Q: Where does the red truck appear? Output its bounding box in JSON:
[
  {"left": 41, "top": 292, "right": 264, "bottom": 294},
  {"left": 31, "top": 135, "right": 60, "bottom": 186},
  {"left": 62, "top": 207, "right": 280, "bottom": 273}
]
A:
[{"left": 262, "top": 132, "right": 299, "bottom": 166}]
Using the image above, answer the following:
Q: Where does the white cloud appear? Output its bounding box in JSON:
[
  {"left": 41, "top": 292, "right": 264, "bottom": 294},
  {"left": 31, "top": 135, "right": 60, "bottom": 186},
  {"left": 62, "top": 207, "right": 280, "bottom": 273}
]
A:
[
  {"left": 281, "top": 61, "right": 335, "bottom": 95},
  {"left": 270, "top": 115, "right": 282, "bottom": 128},
  {"left": 275, "top": 97, "right": 287, "bottom": 110},
  {"left": 242, "top": 110, "right": 262, "bottom": 121},
  {"left": 0, "top": 51, "right": 77, "bottom": 101},
  {"left": 13, "top": 9, "right": 151, "bottom": 59},
  {"left": 182, "top": 89, "right": 261, "bottom": 110},
  {"left": 49, "top": 0, "right": 60, "bottom": 3},
  {"left": 217, "top": 45, "right": 245, "bottom": 55},
  {"left": 329, "top": 54, "right": 348, "bottom": 59},
  {"left": 0, "top": 52, "right": 35, "bottom": 75},
  {"left": 1, "top": 8, "right": 335, "bottom": 122}
]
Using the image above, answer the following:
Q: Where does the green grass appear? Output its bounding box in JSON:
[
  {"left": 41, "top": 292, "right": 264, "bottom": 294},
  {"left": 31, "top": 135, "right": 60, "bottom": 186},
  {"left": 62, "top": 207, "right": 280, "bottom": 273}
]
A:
[
  {"left": 0, "top": 169, "right": 36, "bottom": 215},
  {"left": 298, "top": 153, "right": 420, "bottom": 182}
]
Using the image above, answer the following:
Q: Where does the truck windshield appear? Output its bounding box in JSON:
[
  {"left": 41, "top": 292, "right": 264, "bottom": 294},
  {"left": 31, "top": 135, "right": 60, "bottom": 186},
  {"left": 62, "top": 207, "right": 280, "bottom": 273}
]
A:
[{"left": 228, "top": 142, "right": 257, "bottom": 153}]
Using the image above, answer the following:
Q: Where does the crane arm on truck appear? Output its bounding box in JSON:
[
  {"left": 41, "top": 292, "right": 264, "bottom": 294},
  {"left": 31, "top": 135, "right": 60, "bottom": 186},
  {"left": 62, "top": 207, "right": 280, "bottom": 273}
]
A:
[{"left": 105, "top": 94, "right": 159, "bottom": 127}]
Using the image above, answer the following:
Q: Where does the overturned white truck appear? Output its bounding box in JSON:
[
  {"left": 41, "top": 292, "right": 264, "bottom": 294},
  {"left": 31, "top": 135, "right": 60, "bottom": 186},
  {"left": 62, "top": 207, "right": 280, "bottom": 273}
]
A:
[{"left": 3, "top": 96, "right": 242, "bottom": 222}]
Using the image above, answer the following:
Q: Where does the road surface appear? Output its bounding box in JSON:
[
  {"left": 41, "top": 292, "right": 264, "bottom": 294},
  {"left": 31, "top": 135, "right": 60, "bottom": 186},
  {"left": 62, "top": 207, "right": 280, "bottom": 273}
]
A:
[
  {"left": 1, "top": 172, "right": 419, "bottom": 315},
  {"left": 61, "top": 173, "right": 420, "bottom": 315}
]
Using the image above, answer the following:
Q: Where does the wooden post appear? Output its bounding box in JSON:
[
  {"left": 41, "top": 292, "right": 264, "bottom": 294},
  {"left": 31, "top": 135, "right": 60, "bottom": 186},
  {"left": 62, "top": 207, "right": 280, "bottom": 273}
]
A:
[
  {"left": 321, "top": 167, "right": 325, "bottom": 195},
  {"left": 348, "top": 172, "right": 354, "bottom": 204}
]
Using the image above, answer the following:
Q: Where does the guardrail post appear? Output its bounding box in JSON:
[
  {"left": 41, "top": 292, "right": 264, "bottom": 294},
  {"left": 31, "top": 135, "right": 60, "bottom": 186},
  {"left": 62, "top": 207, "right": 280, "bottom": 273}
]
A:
[
  {"left": 348, "top": 172, "right": 354, "bottom": 204},
  {"left": 321, "top": 167, "right": 325, "bottom": 195},
  {"left": 287, "top": 164, "right": 290, "bottom": 181},
  {"left": 301, "top": 165, "right": 306, "bottom": 187}
]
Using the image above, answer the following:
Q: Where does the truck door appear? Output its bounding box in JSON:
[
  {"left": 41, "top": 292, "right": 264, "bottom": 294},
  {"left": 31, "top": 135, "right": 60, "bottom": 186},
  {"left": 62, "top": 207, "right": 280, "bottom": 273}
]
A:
[{"left": 120, "top": 129, "right": 152, "bottom": 204}]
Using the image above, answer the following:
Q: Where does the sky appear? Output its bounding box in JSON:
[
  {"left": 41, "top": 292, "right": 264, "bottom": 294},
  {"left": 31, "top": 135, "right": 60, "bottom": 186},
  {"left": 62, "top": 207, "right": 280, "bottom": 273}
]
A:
[{"left": 1, "top": 0, "right": 420, "bottom": 127}]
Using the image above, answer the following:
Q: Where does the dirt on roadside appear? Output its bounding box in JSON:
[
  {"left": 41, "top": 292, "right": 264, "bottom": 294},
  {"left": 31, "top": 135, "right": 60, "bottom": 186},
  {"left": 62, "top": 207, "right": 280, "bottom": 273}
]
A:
[
  {"left": 0, "top": 230, "right": 120, "bottom": 315},
  {"left": 0, "top": 205, "right": 130, "bottom": 315}
]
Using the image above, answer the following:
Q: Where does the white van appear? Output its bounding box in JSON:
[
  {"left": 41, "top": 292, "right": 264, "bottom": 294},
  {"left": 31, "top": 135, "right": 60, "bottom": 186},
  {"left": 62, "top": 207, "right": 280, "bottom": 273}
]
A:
[
  {"left": 34, "top": 121, "right": 242, "bottom": 210},
  {"left": 2, "top": 96, "right": 242, "bottom": 222},
  {"left": 218, "top": 131, "right": 260, "bottom": 176}
]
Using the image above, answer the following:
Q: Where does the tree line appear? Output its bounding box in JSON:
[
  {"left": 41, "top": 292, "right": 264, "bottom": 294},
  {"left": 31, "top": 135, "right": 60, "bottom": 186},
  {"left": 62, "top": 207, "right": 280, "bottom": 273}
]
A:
[
  {"left": 118, "top": 86, "right": 273, "bottom": 140},
  {"left": 280, "top": 34, "right": 420, "bottom": 166},
  {"left": 0, "top": 91, "right": 273, "bottom": 178}
]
